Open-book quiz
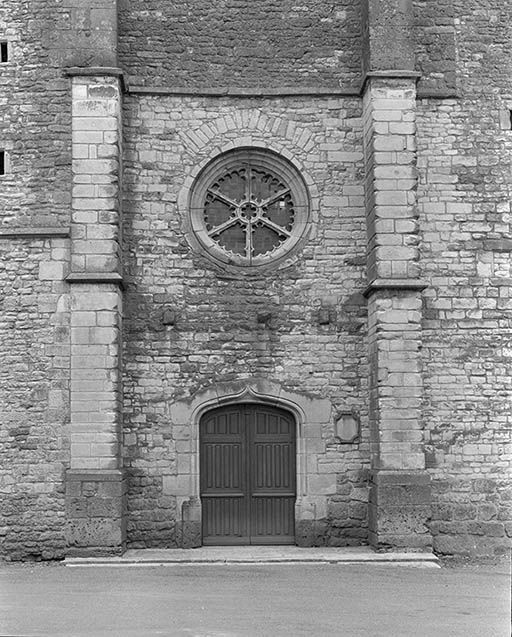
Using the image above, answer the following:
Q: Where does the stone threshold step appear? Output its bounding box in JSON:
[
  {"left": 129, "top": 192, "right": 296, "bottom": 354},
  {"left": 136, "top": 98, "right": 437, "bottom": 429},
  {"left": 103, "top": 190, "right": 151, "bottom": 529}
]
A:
[{"left": 65, "top": 547, "right": 440, "bottom": 568}]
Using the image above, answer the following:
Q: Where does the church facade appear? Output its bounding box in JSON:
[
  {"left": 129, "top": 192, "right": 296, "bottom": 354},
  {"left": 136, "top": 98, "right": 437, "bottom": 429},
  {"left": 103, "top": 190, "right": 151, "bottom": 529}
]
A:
[{"left": 0, "top": 0, "right": 510, "bottom": 559}]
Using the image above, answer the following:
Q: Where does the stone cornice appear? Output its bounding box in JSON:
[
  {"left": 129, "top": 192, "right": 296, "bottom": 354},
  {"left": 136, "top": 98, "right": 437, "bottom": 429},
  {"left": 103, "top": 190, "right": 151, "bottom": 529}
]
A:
[
  {"left": 0, "top": 227, "right": 70, "bottom": 238},
  {"left": 64, "top": 66, "right": 126, "bottom": 92},
  {"left": 417, "top": 89, "right": 459, "bottom": 100},
  {"left": 363, "top": 278, "right": 428, "bottom": 298},
  {"left": 66, "top": 272, "right": 124, "bottom": 288},
  {"left": 127, "top": 85, "right": 361, "bottom": 98},
  {"left": 360, "top": 70, "right": 421, "bottom": 94},
  {"left": 126, "top": 78, "right": 457, "bottom": 101},
  {"left": 364, "top": 70, "right": 421, "bottom": 79},
  {"left": 66, "top": 469, "right": 125, "bottom": 481}
]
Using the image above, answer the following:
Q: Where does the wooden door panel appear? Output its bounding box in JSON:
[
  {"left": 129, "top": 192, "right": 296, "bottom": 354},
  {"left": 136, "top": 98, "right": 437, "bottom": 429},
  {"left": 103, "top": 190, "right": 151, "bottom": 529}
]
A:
[
  {"left": 203, "top": 410, "right": 241, "bottom": 436},
  {"left": 200, "top": 404, "right": 295, "bottom": 545},
  {"left": 254, "top": 410, "right": 291, "bottom": 436},
  {"left": 249, "top": 407, "right": 295, "bottom": 543},
  {"left": 253, "top": 443, "right": 295, "bottom": 491},
  {"left": 250, "top": 496, "right": 295, "bottom": 543},
  {"left": 202, "top": 443, "right": 243, "bottom": 492},
  {"left": 200, "top": 407, "right": 248, "bottom": 544},
  {"left": 202, "top": 496, "right": 248, "bottom": 544}
]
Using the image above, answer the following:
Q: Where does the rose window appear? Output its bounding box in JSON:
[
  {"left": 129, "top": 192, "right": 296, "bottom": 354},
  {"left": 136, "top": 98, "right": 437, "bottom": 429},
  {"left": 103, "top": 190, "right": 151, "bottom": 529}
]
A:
[{"left": 188, "top": 149, "right": 310, "bottom": 268}]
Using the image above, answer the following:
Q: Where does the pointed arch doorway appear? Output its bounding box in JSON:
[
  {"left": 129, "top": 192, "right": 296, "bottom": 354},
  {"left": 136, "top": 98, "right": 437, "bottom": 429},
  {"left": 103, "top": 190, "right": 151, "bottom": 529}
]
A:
[{"left": 200, "top": 403, "right": 296, "bottom": 545}]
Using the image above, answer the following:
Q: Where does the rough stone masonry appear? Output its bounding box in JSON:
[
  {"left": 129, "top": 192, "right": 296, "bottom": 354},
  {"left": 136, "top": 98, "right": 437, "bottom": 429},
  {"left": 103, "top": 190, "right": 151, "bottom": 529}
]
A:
[{"left": 0, "top": 0, "right": 510, "bottom": 559}]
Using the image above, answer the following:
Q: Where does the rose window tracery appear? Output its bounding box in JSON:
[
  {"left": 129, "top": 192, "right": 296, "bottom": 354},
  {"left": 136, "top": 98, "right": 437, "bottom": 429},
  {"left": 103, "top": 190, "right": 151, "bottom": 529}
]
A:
[{"left": 188, "top": 149, "right": 310, "bottom": 268}]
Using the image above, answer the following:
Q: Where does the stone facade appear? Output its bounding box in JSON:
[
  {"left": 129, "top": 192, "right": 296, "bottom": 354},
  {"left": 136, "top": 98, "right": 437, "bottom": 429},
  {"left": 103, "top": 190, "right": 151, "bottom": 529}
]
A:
[
  {"left": 122, "top": 97, "right": 370, "bottom": 548},
  {"left": 0, "top": 0, "right": 510, "bottom": 559}
]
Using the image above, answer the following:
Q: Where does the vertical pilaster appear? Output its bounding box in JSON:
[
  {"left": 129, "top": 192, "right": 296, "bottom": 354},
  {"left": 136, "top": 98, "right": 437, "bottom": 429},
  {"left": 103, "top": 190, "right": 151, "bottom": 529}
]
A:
[
  {"left": 363, "top": 78, "right": 420, "bottom": 284},
  {"left": 64, "top": 69, "right": 125, "bottom": 555},
  {"left": 362, "top": 0, "right": 432, "bottom": 551}
]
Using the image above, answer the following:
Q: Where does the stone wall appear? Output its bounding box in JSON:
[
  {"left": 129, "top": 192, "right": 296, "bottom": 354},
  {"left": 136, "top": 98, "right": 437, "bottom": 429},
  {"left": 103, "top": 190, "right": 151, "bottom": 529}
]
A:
[
  {"left": 0, "top": 0, "right": 510, "bottom": 559},
  {"left": 0, "top": 0, "right": 73, "bottom": 560},
  {"left": 118, "top": 0, "right": 362, "bottom": 89},
  {"left": 0, "top": 1, "right": 71, "bottom": 228},
  {"left": 417, "top": 0, "right": 512, "bottom": 557},
  {"left": 0, "top": 238, "right": 70, "bottom": 560},
  {"left": 121, "top": 96, "right": 370, "bottom": 547},
  {"left": 413, "top": 0, "right": 456, "bottom": 96}
]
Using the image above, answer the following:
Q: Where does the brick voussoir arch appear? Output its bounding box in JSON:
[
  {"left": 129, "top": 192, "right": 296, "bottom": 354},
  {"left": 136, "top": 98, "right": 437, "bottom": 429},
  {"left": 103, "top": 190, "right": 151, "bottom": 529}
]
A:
[{"left": 179, "top": 111, "right": 315, "bottom": 167}]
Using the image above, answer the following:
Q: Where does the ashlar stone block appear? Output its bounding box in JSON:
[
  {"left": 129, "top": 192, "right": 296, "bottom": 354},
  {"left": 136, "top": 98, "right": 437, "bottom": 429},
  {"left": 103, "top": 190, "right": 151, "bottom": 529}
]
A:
[{"left": 38, "top": 261, "right": 65, "bottom": 281}]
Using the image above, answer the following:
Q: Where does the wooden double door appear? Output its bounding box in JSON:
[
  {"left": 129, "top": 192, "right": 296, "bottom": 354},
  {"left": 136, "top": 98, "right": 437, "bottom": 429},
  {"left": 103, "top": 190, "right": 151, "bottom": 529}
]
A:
[{"left": 200, "top": 404, "right": 296, "bottom": 545}]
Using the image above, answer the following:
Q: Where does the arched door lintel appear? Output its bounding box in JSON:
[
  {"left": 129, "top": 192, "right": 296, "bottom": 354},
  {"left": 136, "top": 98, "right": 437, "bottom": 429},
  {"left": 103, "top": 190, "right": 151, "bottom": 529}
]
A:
[
  {"left": 170, "top": 380, "right": 333, "bottom": 548},
  {"left": 191, "top": 384, "right": 307, "bottom": 430}
]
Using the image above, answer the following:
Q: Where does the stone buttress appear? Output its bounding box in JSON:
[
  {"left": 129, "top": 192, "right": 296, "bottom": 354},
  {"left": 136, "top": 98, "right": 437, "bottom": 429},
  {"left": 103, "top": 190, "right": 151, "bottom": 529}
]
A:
[
  {"left": 63, "top": 0, "right": 126, "bottom": 556},
  {"left": 362, "top": 0, "right": 432, "bottom": 550}
]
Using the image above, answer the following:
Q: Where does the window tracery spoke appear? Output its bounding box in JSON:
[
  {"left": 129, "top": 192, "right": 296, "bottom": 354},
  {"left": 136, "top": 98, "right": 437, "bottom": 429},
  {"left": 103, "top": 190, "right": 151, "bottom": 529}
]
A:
[
  {"left": 260, "top": 188, "right": 291, "bottom": 207},
  {"left": 207, "top": 189, "right": 240, "bottom": 209},
  {"left": 245, "top": 224, "right": 252, "bottom": 258},
  {"left": 207, "top": 217, "right": 238, "bottom": 237},
  {"left": 246, "top": 166, "right": 252, "bottom": 201},
  {"left": 258, "top": 217, "right": 292, "bottom": 238}
]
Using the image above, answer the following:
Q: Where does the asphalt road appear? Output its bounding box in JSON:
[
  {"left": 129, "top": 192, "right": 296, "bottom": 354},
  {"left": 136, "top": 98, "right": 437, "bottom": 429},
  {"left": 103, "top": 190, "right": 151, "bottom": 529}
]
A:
[{"left": 0, "top": 561, "right": 510, "bottom": 637}]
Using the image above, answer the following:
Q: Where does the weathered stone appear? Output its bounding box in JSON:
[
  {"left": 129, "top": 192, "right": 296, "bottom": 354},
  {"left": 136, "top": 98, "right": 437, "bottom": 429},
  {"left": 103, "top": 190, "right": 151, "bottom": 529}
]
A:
[
  {"left": 66, "top": 519, "right": 123, "bottom": 548},
  {"left": 0, "top": 0, "right": 510, "bottom": 562},
  {"left": 295, "top": 520, "right": 328, "bottom": 547}
]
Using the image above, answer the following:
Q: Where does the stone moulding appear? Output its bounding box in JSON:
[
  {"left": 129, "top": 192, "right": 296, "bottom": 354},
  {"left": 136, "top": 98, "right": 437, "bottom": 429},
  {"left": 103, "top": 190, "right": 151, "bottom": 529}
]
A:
[
  {"left": 416, "top": 89, "right": 459, "bottom": 100},
  {"left": 188, "top": 383, "right": 309, "bottom": 425},
  {"left": 124, "top": 83, "right": 459, "bottom": 100},
  {"left": 168, "top": 379, "right": 335, "bottom": 548},
  {"left": 65, "top": 272, "right": 124, "bottom": 287},
  {"left": 126, "top": 85, "right": 361, "bottom": 97},
  {"left": 177, "top": 132, "right": 320, "bottom": 277},
  {"left": 360, "top": 69, "right": 421, "bottom": 94},
  {"left": 63, "top": 66, "right": 126, "bottom": 90},
  {"left": 362, "top": 278, "right": 428, "bottom": 298},
  {"left": 361, "top": 71, "right": 458, "bottom": 99},
  {"left": 0, "top": 227, "right": 70, "bottom": 238},
  {"left": 187, "top": 147, "right": 311, "bottom": 271}
]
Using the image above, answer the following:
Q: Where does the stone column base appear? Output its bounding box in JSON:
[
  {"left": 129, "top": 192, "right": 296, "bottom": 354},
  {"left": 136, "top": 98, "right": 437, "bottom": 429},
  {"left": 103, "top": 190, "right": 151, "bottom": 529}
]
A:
[
  {"left": 177, "top": 496, "right": 202, "bottom": 548},
  {"left": 294, "top": 496, "right": 328, "bottom": 547},
  {"left": 65, "top": 469, "right": 127, "bottom": 556},
  {"left": 368, "top": 470, "right": 432, "bottom": 551}
]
